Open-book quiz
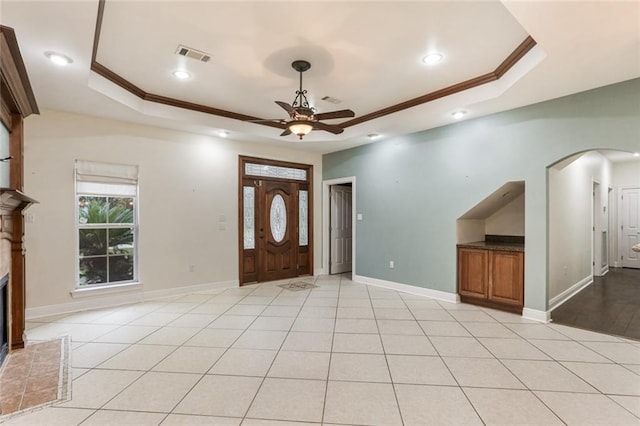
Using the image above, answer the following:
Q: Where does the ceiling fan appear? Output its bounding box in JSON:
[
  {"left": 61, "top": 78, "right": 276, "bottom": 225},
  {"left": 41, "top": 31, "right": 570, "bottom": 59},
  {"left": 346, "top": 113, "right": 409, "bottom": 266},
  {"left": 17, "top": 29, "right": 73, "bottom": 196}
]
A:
[{"left": 249, "top": 60, "right": 355, "bottom": 140}]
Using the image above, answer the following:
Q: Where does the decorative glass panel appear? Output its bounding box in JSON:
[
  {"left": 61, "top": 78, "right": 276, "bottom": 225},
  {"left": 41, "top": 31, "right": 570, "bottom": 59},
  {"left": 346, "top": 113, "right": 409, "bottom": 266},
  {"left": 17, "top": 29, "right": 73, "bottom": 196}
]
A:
[
  {"left": 299, "top": 190, "right": 308, "bottom": 246},
  {"left": 245, "top": 163, "right": 307, "bottom": 181},
  {"left": 270, "top": 194, "right": 287, "bottom": 242},
  {"left": 243, "top": 186, "right": 255, "bottom": 249}
]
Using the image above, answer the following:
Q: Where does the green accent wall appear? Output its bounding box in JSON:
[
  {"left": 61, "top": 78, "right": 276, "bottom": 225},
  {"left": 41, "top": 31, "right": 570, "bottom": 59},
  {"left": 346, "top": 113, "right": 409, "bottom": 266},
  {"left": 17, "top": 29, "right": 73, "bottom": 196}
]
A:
[{"left": 323, "top": 78, "right": 640, "bottom": 312}]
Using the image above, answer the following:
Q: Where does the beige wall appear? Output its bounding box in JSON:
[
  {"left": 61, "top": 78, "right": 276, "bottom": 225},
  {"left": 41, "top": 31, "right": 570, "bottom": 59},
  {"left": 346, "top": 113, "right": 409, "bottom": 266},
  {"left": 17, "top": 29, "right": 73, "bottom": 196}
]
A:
[
  {"left": 548, "top": 151, "right": 612, "bottom": 302},
  {"left": 485, "top": 193, "right": 525, "bottom": 236},
  {"left": 23, "top": 110, "right": 323, "bottom": 311},
  {"left": 612, "top": 159, "right": 640, "bottom": 187}
]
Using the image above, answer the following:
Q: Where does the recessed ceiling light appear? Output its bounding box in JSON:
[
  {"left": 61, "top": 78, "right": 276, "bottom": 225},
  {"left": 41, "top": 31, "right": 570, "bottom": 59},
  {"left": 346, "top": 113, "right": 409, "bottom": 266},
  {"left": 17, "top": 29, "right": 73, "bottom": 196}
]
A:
[
  {"left": 422, "top": 53, "right": 443, "bottom": 65},
  {"left": 172, "top": 70, "right": 191, "bottom": 80},
  {"left": 218, "top": 130, "right": 229, "bottom": 138},
  {"left": 452, "top": 110, "right": 467, "bottom": 120},
  {"left": 634, "top": 152, "right": 639, "bottom": 157},
  {"left": 367, "top": 133, "right": 381, "bottom": 140},
  {"left": 44, "top": 51, "right": 73, "bottom": 66}
]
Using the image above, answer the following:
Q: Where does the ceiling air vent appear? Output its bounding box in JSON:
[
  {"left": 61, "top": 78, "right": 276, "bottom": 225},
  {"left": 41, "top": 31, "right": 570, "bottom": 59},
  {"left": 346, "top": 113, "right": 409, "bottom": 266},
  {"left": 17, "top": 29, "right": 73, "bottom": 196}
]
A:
[
  {"left": 321, "top": 96, "right": 342, "bottom": 104},
  {"left": 175, "top": 45, "right": 211, "bottom": 63}
]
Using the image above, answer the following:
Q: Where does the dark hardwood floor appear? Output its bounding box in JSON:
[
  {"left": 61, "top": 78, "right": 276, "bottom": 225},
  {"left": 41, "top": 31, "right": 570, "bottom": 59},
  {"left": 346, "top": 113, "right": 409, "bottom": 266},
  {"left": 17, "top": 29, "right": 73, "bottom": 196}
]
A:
[{"left": 551, "top": 267, "right": 640, "bottom": 341}]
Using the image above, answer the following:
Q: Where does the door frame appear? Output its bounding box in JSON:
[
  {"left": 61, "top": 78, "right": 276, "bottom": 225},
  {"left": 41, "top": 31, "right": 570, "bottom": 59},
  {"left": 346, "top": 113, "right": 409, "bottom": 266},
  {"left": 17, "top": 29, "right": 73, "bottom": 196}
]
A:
[
  {"left": 238, "top": 156, "right": 313, "bottom": 285},
  {"left": 592, "top": 180, "right": 601, "bottom": 277},
  {"left": 618, "top": 185, "right": 640, "bottom": 269},
  {"left": 322, "top": 177, "right": 356, "bottom": 279},
  {"left": 603, "top": 186, "right": 613, "bottom": 274}
]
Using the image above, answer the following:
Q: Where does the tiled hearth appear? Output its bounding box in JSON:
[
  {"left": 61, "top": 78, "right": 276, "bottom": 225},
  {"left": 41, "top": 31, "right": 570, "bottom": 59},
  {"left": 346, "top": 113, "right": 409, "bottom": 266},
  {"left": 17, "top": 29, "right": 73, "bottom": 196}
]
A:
[
  {"left": 1, "top": 274, "right": 639, "bottom": 425},
  {"left": 0, "top": 337, "right": 69, "bottom": 417}
]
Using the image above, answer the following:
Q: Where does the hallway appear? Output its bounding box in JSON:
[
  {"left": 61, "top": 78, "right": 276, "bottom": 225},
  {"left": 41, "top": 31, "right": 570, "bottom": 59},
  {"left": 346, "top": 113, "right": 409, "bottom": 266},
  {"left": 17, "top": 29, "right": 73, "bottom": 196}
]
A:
[{"left": 552, "top": 268, "right": 640, "bottom": 340}]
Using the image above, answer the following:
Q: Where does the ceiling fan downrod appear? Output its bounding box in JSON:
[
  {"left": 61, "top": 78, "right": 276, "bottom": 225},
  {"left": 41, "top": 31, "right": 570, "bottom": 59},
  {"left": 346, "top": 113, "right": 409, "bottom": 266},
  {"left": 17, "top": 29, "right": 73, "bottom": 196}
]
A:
[{"left": 291, "top": 60, "right": 311, "bottom": 110}]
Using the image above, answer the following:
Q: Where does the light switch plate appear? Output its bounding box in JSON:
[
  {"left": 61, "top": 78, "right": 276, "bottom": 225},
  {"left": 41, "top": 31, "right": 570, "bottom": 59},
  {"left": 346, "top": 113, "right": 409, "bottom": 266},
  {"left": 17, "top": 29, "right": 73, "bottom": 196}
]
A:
[{"left": 357, "top": 213, "right": 363, "bottom": 221}]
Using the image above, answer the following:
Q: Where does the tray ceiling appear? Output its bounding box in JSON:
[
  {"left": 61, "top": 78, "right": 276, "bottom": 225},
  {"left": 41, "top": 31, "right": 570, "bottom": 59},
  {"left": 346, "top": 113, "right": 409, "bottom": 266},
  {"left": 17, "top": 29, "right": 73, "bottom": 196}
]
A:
[{"left": 1, "top": 1, "right": 639, "bottom": 152}]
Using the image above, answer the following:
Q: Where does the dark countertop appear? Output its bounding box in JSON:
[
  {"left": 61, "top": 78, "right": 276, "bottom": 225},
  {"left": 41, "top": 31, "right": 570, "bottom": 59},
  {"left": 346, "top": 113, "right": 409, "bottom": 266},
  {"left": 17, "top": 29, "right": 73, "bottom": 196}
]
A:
[{"left": 457, "top": 241, "right": 525, "bottom": 252}]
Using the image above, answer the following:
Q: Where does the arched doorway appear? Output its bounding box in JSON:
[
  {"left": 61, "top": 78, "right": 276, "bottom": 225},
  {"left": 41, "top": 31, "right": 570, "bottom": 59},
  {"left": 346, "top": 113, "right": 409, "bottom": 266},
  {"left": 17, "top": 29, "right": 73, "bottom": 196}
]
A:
[{"left": 547, "top": 149, "right": 640, "bottom": 339}]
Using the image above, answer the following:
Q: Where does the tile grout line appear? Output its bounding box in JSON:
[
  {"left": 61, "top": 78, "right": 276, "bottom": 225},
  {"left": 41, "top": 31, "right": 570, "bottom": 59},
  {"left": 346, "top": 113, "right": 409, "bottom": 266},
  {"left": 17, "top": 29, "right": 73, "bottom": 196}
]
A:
[
  {"left": 238, "top": 277, "right": 316, "bottom": 423},
  {"left": 163, "top": 284, "right": 277, "bottom": 421},
  {"left": 400, "top": 291, "right": 487, "bottom": 426},
  {"left": 21, "top": 276, "right": 640, "bottom": 425},
  {"left": 320, "top": 273, "right": 346, "bottom": 425},
  {"left": 367, "top": 282, "right": 406, "bottom": 426},
  {"left": 76, "top": 285, "right": 262, "bottom": 424}
]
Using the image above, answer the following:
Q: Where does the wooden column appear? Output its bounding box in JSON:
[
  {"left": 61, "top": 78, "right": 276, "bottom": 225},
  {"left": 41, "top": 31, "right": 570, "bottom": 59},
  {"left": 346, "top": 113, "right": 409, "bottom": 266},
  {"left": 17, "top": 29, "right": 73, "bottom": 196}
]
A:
[
  {"left": 0, "top": 190, "right": 36, "bottom": 350},
  {"left": 0, "top": 25, "right": 39, "bottom": 357},
  {"left": 9, "top": 115, "right": 25, "bottom": 349}
]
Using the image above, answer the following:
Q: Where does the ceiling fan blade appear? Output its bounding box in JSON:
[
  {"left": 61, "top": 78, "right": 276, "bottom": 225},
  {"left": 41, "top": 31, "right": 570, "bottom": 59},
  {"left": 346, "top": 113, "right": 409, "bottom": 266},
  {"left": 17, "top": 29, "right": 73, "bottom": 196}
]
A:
[
  {"left": 280, "top": 128, "right": 292, "bottom": 136},
  {"left": 275, "top": 101, "right": 295, "bottom": 115},
  {"left": 245, "top": 118, "right": 286, "bottom": 123},
  {"left": 311, "top": 121, "right": 344, "bottom": 135},
  {"left": 313, "top": 109, "right": 355, "bottom": 120}
]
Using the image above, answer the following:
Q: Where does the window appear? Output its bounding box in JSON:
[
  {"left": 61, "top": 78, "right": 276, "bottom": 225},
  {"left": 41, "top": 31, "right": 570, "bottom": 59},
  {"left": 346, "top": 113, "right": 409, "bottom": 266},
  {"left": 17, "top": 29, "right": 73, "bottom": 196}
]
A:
[{"left": 75, "top": 160, "right": 138, "bottom": 287}]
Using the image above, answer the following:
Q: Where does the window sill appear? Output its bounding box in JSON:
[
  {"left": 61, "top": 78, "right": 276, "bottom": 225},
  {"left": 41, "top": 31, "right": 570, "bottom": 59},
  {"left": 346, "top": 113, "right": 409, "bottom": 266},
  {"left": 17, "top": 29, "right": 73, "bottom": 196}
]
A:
[{"left": 70, "top": 282, "right": 142, "bottom": 299}]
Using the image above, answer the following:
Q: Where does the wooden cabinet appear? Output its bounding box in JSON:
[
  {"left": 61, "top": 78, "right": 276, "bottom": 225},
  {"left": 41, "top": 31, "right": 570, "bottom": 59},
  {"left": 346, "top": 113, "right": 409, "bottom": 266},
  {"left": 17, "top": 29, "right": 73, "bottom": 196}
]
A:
[
  {"left": 458, "top": 247, "right": 524, "bottom": 313},
  {"left": 458, "top": 248, "right": 488, "bottom": 300},
  {"left": 488, "top": 250, "right": 524, "bottom": 307}
]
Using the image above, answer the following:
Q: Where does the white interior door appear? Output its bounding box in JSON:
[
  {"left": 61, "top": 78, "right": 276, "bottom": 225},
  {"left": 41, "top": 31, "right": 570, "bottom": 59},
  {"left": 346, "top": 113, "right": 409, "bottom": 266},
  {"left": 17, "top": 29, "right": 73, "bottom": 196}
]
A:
[
  {"left": 621, "top": 187, "right": 640, "bottom": 268},
  {"left": 330, "top": 185, "right": 352, "bottom": 274}
]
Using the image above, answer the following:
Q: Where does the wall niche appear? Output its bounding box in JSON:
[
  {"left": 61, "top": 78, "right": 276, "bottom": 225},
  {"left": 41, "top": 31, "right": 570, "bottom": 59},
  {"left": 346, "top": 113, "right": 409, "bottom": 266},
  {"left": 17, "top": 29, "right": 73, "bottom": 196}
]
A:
[{"left": 456, "top": 181, "right": 525, "bottom": 314}]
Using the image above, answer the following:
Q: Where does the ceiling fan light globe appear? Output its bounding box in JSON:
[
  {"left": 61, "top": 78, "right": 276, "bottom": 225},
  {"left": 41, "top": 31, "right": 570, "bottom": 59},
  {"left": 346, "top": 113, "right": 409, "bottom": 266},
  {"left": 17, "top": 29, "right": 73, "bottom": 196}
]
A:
[{"left": 288, "top": 121, "right": 313, "bottom": 139}]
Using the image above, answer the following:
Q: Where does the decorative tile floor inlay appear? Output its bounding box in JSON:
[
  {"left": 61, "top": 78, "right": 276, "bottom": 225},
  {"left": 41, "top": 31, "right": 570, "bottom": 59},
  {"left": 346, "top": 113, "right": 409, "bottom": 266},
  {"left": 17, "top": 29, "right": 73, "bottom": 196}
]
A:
[
  {"left": 0, "top": 336, "right": 70, "bottom": 419},
  {"left": 278, "top": 281, "right": 318, "bottom": 291}
]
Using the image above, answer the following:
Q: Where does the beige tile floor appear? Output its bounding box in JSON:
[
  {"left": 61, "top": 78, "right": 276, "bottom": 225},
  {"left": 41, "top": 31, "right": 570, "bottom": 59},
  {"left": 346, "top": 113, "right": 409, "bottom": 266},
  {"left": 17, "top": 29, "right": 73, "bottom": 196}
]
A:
[{"left": 3, "top": 274, "right": 640, "bottom": 425}]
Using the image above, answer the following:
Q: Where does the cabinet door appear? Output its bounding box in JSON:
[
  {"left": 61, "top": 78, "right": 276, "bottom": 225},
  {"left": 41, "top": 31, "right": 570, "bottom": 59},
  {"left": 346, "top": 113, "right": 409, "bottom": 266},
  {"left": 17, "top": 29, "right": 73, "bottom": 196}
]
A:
[
  {"left": 458, "top": 248, "right": 488, "bottom": 299},
  {"left": 488, "top": 251, "right": 524, "bottom": 306}
]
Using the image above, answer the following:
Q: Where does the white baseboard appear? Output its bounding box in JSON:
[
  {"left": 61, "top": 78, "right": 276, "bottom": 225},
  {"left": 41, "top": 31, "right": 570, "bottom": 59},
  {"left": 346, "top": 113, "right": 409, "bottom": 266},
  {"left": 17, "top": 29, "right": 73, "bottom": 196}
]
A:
[
  {"left": 522, "top": 308, "right": 551, "bottom": 323},
  {"left": 314, "top": 267, "right": 326, "bottom": 276},
  {"left": 26, "top": 280, "right": 238, "bottom": 320},
  {"left": 143, "top": 280, "right": 238, "bottom": 301},
  {"left": 354, "top": 274, "right": 460, "bottom": 303},
  {"left": 548, "top": 275, "right": 593, "bottom": 311},
  {"left": 26, "top": 292, "right": 145, "bottom": 320}
]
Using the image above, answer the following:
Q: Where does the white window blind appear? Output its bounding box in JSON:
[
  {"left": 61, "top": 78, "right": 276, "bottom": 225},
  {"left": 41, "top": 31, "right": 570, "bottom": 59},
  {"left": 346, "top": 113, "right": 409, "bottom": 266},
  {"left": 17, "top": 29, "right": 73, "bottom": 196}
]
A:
[{"left": 75, "top": 160, "right": 138, "bottom": 196}]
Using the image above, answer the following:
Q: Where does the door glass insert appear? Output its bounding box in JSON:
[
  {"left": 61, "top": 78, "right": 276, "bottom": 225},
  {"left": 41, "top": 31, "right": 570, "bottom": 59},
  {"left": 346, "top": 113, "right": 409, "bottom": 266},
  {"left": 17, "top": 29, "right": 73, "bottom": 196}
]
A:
[
  {"left": 270, "top": 194, "right": 287, "bottom": 242},
  {"left": 245, "top": 163, "right": 307, "bottom": 181},
  {"left": 243, "top": 186, "right": 255, "bottom": 249},
  {"left": 299, "top": 190, "right": 308, "bottom": 246}
]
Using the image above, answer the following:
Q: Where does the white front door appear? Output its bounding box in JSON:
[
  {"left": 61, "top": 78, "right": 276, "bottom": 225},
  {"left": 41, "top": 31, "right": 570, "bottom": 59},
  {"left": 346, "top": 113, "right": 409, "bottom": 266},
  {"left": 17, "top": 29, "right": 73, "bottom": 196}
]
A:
[
  {"left": 330, "top": 185, "right": 353, "bottom": 274},
  {"left": 621, "top": 187, "right": 640, "bottom": 268}
]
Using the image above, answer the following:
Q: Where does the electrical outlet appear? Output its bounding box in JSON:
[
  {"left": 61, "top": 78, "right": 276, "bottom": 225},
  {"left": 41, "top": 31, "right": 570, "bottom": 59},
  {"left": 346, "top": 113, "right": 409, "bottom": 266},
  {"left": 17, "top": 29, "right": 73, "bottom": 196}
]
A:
[
  {"left": 389, "top": 260, "right": 394, "bottom": 269},
  {"left": 25, "top": 213, "right": 35, "bottom": 223}
]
